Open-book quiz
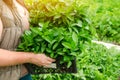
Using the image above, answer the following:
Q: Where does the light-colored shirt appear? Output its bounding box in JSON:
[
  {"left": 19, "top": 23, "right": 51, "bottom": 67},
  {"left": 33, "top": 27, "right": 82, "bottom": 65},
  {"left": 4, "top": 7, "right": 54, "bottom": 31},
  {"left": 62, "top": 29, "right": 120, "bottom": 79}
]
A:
[{"left": 0, "top": 0, "right": 29, "bottom": 80}]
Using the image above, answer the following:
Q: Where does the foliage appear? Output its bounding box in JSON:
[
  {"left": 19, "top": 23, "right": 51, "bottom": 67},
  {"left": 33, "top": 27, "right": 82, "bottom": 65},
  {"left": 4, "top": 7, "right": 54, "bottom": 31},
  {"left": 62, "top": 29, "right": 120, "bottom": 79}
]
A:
[
  {"left": 20, "top": 0, "right": 93, "bottom": 79},
  {"left": 25, "top": 0, "right": 95, "bottom": 36},
  {"left": 25, "top": 0, "right": 120, "bottom": 44},
  {"left": 22, "top": 0, "right": 120, "bottom": 80},
  {"left": 17, "top": 25, "right": 88, "bottom": 67},
  {"left": 32, "top": 43, "right": 120, "bottom": 80},
  {"left": 18, "top": 28, "right": 120, "bottom": 80},
  {"left": 22, "top": 0, "right": 92, "bottom": 68},
  {"left": 86, "top": 0, "right": 120, "bottom": 44},
  {"left": 28, "top": 0, "right": 83, "bottom": 27}
]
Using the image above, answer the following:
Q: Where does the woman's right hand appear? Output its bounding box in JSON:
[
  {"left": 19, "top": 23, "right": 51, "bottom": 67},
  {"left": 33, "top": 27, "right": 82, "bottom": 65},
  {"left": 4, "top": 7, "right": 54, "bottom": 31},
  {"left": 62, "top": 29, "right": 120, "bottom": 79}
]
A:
[{"left": 29, "top": 53, "right": 55, "bottom": 67}]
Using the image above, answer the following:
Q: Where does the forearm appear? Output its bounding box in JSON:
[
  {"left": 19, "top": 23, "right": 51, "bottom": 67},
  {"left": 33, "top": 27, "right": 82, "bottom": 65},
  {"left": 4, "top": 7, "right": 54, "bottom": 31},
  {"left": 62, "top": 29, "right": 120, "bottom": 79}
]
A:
[{"left": 0, "top": 49, "right": 33, "bottom": 67}]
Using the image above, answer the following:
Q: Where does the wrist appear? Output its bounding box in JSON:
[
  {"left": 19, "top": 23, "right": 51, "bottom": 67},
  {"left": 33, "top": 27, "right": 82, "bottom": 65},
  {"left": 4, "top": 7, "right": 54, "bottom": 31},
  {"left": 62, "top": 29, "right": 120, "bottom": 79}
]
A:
[{"left": 23, "top": 52, "right": 35, "bottom": 64}]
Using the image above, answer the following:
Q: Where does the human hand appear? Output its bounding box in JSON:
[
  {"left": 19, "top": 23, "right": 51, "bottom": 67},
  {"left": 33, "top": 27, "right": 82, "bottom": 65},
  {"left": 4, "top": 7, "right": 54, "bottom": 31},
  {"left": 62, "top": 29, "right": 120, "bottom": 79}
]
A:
[{"left": 29, "top": 54, "right": 55, "bottom": 67}]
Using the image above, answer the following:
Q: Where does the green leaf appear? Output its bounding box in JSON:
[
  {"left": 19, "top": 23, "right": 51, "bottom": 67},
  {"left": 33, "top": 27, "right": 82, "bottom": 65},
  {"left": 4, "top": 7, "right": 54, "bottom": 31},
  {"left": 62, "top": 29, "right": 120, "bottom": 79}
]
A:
[
  {"left": 53, "top": 14, "right": 61, "bottom": 20},
  {"left": 35, "top": 46, "right": 39, "bottom": 53},
  {"left": 50, "top": 52, "right": 54, "bottom": 58},
  {"left": 62, "top": 42, "right": 71, "bottom": 49},
  {"left": 51, "top": 40, "right": 57, "bottom": 45},
  {"left": 42, "top": 36, "right": 52, "bottom": 44},
  {"left": 58, "top": 36, "right": 64, "bottom": 42},
  {"left": 68, "top": 27, "right": 72, "bottom": 33},
  {"left": 67, "top": 61, "right": 72, "bottom": 68},
  {"left": 52, "top": 42, "right": 59, "bottom": 50},
  {"left": 72, "top": 27, "right": 79, "bottom": 34},
  {"left": 41, "top": 43, "right": 46, "bottom": 53},
  {"left": 94, "top": 70, "right": 105, "bottom": 80},
  {"left": 43, "top": 21, "right": 49, "bottom": 29},
  {"left": 57, "top": 52, "right": 64, "bottom": 55},
  {"left": 63, "top": 56, "right": 71, "bottom": 62},
  {"left": 25, "top": 30, "right": 32, "bottom": 36},
  {"left": 72, "top": 32, "right": 78, "bottom": 45},
  {"left": 70, "top": 52, "right": 77, "bottom": 56},
  {"left": 30, "top": 27, "right": 42, "bottom": 36},
  {"left": 46, "top": 48, "right": 52, "bottom": 53}
]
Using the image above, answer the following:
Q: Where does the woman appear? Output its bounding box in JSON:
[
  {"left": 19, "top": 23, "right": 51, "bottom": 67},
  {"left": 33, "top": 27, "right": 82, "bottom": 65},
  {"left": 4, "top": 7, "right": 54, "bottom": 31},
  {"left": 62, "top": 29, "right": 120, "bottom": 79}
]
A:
[{"left": 0, "top": 0, "right": 55, "bottom": 80}]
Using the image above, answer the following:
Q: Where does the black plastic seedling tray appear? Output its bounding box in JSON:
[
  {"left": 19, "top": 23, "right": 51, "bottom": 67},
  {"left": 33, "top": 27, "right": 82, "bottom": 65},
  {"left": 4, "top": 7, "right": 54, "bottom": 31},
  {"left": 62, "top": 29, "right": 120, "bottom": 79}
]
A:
[{"left": 24, "top": 57, "right": 77, "bottom": 74}]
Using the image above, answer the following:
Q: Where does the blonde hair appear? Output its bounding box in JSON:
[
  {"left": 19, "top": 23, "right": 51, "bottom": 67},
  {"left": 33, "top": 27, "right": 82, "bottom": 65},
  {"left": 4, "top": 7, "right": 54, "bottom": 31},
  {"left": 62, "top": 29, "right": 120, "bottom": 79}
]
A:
[{"left": 3, "top": 0, "right": 27, "bottom": 9}]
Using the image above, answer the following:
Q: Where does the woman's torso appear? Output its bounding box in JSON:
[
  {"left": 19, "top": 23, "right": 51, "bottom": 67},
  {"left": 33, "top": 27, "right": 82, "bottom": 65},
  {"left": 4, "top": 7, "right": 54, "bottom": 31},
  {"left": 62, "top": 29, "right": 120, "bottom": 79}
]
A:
[{"left": 0, "top": 0, "right": 29, "bottom": 50}]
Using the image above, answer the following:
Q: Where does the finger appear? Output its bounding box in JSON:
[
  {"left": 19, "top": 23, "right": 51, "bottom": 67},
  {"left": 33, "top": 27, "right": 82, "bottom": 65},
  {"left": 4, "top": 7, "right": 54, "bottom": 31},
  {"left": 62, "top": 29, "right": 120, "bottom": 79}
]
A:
[
  {"left": 47, "top": 57, "right": 55, "bottom": 62},
  {"left": 42, "top": 54, "right": 55, "bottom": 62}
]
